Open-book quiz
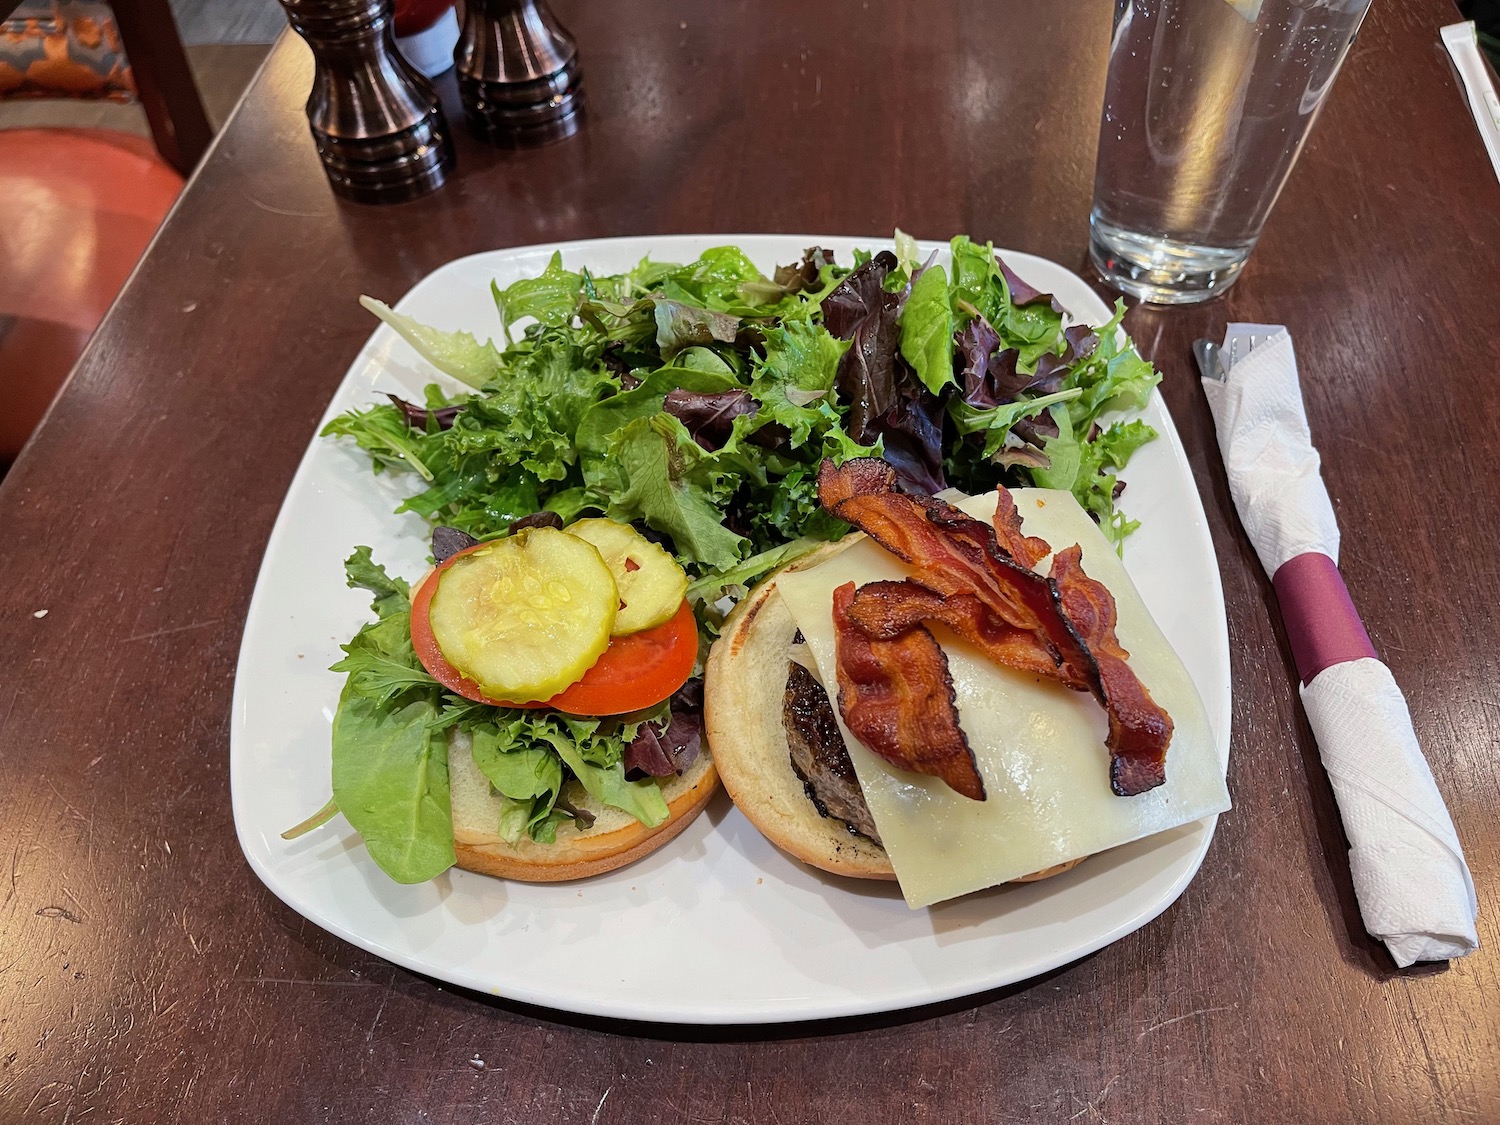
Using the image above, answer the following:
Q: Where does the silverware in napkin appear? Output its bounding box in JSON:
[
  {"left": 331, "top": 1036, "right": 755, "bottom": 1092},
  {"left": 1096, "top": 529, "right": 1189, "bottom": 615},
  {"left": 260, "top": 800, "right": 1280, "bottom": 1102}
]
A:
[{"left": 1197, "top": 324, "right": 1479, "bottom": 967}]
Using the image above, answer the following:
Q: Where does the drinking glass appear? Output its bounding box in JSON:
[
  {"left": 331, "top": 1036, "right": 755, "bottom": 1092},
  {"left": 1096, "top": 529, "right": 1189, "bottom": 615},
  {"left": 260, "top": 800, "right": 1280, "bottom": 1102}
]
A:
[{"left": 1089, "top": 0, "right": 1372, "bottom": 304}]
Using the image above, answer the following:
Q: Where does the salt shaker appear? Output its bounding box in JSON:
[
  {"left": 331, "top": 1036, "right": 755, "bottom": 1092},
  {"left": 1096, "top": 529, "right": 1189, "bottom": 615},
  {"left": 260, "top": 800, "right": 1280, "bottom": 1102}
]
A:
[
  {"left": 455, "top": 0, "right": 585, "bottom": 146},
  {"left": 279, "top": 0, "right": 456, "bottom": 204}
]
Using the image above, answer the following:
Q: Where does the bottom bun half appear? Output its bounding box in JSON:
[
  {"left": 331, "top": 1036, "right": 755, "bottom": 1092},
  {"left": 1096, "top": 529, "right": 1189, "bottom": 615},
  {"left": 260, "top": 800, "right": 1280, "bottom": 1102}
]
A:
[
  {"left": 448, "top": 729, "right": 719, "bottom": 882},
  {"left": 705, "top": 545, "right": 1081, "bottom": 887}
]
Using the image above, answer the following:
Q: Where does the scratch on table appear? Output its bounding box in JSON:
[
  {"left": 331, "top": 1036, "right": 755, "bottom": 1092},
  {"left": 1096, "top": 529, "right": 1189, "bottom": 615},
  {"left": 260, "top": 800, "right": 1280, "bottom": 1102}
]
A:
[
  {"left": 243, "top": 193, "right": 327, "bottom": 218},
  {"left": 1069, "top": 1075, "right": 1119, "bottom": 1122},
  {"left": 590, "top": 1086, "right": 612, "bottom": 1125},
  {"left": 744, "top": 1082, "right": 776, "bottom": 1125},
  {"left": 123, "top": 619, "right": 224, "bottom": 643},
  {"left": 1137, "top": 1005, "right": 1235, "bottom": 1040},
  {"left": 25, "top": 1080, "right": 75, "bottom": 1116},
  {"left": 653, "top": 1096, "right": 720, "bottom": 1123},
  {"left": 45, "top": 780, "right": 88, "bottom": 824},
  {"left": 6, "top": 844, "right": 19, "bottom": 904},
  {"left": 366, "top": 979, "right": 394, "bottom": 1040},
  {"left": 240, "top": 977, "right": 381, "bottom": 986}
]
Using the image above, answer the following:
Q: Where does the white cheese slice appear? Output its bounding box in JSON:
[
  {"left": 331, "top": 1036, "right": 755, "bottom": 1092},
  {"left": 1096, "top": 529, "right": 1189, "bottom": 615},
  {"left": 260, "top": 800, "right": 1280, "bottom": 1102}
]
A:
[{"left": 774, "top": 488, "right": 1230, "bottom": 908}]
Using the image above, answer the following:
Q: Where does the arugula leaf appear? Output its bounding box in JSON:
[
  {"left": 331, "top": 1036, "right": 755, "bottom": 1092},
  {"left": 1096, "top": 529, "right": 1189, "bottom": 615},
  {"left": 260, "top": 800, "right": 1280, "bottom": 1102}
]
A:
[
  {"left": 343, "top": 545, "right": 410, "bottom": 612},
  {"left": 321, "top": 402, "right": 442, "bottom": 481},
  {"left": 686, "top": 536, "right": 828, "bottom": 611},
  {"left": 359, "top": 296, "right": 502, "bottom": 389},
  {"left": 1061, "top": 300, "right": 1161, "bottom": 429},
  {"left": 330, "top": 549, "right": 437, "bottom": 705},
  {"left": 952, "top": 388, "right": 1083, "bottom": 458}
]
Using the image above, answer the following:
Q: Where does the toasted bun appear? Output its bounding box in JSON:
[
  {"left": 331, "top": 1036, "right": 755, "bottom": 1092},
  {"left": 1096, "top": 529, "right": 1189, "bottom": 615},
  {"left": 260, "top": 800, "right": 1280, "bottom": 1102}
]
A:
[
  {"left": 448, "top": 730, "right": 719, "bottom": 882},
  {"left": 705, "top": 545, "right": 1081, "bottom": 886}
]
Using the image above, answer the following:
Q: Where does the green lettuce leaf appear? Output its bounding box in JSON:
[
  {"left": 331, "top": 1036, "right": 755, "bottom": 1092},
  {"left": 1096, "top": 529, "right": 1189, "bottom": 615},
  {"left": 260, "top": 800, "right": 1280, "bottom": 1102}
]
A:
[
  {"left": 949, "top": 235, "right": 1001, "bottom": 324},
  {"left": 468, "top": 721, "right": 565, "bottom": 844},
  {"left": 321, "top": 402, "right": 443, "bottom": 481},
  {"left": 331, "top": 685, "right": 453, "bottom": 883},
  {"left": 576, "top": 366, "right": 741, "bottom": 458},
  {"left": 653, "top": 299, "right": 740, "bottom": 359},
  {"left": 548, "top": 734, "right": 669, "bottom": 828},
  {"left": 741, "top": 318, "right": 848, "bottom": 447},
  {"left": 592, "top": 414, "right": 747, "bottom": 570},
  {"left": 492, "top": 251, "right": 584, "bottom": 337},
  {"left": 359, "top": 296, "right": 502, "bottom": 390},
  {"left": 899, "top": 264, "right": 956, "bottom": 394},
  {"left": 446, "top": 331, "right": 614, "bottom": 483}
]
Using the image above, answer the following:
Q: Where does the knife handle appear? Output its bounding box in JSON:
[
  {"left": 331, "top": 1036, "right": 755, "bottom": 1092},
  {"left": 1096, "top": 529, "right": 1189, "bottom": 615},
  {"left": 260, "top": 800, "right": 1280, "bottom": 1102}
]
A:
[{"left": 1271, "top": 552, "right": 1378, "bottom": 687}]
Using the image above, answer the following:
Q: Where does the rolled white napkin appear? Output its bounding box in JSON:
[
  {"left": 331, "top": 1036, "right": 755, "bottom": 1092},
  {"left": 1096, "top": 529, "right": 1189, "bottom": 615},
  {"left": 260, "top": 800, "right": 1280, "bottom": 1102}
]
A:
[{"left": 1201, "top": 325, "right": 1478, "bottom": 967}]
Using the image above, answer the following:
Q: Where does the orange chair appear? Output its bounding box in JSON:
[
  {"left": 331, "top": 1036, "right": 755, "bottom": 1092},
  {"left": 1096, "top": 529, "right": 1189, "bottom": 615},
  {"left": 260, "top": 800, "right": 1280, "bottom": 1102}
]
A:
[{"left": 0, "top": 0, "right": 210, "bottom": 465}]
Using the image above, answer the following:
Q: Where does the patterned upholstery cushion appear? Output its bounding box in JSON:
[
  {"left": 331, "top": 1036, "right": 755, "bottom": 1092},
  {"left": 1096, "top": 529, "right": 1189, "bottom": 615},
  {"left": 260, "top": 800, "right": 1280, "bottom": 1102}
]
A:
[{"left": 0, "top": 1, "right": 135, "bottom": 101}]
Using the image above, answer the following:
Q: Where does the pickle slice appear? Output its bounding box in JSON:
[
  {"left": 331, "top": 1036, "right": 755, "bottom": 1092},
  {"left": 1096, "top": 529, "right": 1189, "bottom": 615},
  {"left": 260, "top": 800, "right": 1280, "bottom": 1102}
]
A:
[
  {"left": 564, "top": 518, "right": 689, "bottom": 636},
  {"left": 428, "top": 528, "right": 618, "bottom": 702}
]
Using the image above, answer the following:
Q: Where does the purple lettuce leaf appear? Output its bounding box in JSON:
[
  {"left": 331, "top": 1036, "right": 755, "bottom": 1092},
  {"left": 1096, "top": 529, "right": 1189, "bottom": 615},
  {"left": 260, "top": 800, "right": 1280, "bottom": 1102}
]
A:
[
  {"left": 387, "top": 394, "right": 463, "bottom": 431},
  {"left": 625, "top": 682, "right": 704, "bottom": 779},
  {"left": 957, "top": 315, "right": 1065, "bottom": 407},
  {"left": 663, "top": 388, "right": 758, "bottom": 451},
  {"left": 431, "top": 525, "right": 479, "bottom": 563},
  {"left": 772, "top": 247, "right": 836, "bottom": 293},
  {"left": 663, "top": 388, "right": 789, "bottom": 452},
  {"left": 876, "top": 386, "right": 948, "bottom": 495},
  {"left": 821, "top": 250, "right": 947, "bottom": 493}
]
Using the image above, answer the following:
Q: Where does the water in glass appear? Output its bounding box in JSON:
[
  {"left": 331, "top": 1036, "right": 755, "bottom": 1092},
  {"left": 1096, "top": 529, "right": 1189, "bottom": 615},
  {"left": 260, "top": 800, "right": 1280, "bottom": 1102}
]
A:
[{"left": 1090, "top": 0, "right": 1371, "bottom": 304}]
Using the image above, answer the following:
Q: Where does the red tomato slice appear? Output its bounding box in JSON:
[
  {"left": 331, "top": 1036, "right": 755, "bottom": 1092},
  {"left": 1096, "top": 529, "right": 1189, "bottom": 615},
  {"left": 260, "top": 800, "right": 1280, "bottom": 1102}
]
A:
[{"left": 410, "top": 540, "right": 697, "bottom": 716}]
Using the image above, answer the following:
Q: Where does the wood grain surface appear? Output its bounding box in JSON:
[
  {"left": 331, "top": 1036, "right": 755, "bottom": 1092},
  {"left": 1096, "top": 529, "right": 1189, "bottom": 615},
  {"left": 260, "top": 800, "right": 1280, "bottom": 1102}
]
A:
[{"left": 1, "top": 1, "right": 1497, "bottom": 1122}]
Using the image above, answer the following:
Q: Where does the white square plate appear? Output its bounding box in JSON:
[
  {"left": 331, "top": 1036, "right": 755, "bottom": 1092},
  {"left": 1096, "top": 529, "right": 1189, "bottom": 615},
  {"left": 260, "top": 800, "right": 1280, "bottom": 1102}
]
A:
[{"left": 231, "top": 235, "right": 1230, "bottom": 1024}]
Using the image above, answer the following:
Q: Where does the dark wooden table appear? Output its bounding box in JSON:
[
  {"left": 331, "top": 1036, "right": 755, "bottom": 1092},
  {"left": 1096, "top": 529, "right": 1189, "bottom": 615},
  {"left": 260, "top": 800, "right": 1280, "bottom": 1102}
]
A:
[{"left": 3, "top": 2, "right": 1497, "bottom": 1121}]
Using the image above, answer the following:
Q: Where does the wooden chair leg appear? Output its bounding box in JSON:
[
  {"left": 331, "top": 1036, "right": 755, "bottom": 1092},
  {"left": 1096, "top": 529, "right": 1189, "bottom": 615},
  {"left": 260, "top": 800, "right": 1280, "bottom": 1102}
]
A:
[{"left": 109, "top": 0, "right": 214, "bottom": 175}]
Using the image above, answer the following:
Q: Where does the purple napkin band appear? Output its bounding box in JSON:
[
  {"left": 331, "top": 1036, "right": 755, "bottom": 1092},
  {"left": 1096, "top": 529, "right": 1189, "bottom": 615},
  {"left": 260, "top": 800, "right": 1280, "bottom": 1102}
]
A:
[{"left": 1271, "top": 552, "right": 1377, "bottom": 686}]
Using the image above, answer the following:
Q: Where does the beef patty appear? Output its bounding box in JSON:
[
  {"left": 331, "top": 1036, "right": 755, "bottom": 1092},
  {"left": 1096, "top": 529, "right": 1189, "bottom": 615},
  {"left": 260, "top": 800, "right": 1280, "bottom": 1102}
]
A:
[{"left": 782, "top": 659, "right": 882, "bottom": 845}]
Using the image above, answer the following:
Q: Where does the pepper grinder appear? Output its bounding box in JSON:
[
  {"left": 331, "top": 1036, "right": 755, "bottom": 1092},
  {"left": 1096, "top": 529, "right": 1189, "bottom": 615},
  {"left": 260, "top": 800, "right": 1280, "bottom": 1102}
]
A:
[
  {"left": 455, "top": 0, "right": 585, "bottom": 146},
  {"left": 279, "top": 0, "right": 455, "bottom": 204}
]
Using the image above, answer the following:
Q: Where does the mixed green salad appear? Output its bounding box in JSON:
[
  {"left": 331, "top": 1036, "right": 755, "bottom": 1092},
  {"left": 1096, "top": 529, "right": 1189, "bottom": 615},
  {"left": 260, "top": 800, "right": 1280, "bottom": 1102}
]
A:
[{"left": 294, "top": 233, "right": 1164, "bottom": 883}]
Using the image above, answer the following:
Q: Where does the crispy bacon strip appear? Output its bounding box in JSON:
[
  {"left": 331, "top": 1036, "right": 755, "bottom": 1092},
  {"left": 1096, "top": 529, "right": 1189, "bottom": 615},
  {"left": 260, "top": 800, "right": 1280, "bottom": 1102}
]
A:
[
  {"left": 817, "top": 458, "right": 1096, "bottom": 691},
  {"left": 845, "top": 580, "right": 1063, "bottom": 680},
  {"left": 991, "top": 488, "right": 1050, "bottom": 569},
  {"left": 819, "top": 457, "right": 1172, "bottom": 797},
  {"left": 1049, "top": 546, "right": 1172, "bottom": 795},
  {"left": 831, "top": 582, "right": 986, "bottom": 801}
]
